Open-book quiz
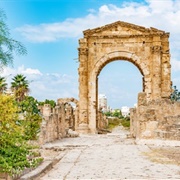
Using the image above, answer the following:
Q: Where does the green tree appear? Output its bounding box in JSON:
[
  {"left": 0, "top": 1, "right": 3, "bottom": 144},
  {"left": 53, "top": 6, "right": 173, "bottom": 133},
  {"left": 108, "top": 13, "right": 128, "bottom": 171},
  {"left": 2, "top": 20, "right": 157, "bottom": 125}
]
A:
[
  {"left": 104, "top": 111, "right": 112, "bottom": 117},
  {"left": 112, "top": 109, "right": 122, "bottom": 118},
  {"left": 0, "top": 9, "right": 26, "bottom": 68},
  {"left": 18, "top": 96, "right": 42, "bottom": 140},
  {"left": 19, "top": 96, "right": 39, "bottom": 114},
  {"left": 11, "top": 74, "right": 29, "bottom": 102},
  {"left": 0, "top": 76, "right": 7, "bottom": 93},
  {"left": 44, "top": 99, "right": 56, "bottom": 108},
  {"left": 38, "top": 99, "right": 56, "bottom": 108},
  {"left": 171, "top": 85, "right": 180, "bottom": 101},
  {"left": 0, "top": 94, "right": 42, "bottom": 176}
]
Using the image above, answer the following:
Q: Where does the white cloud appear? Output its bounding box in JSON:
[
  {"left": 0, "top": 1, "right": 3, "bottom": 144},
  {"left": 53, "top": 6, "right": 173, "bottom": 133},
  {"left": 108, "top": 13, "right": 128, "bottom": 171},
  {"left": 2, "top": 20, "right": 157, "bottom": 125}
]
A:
[
  {"left": 16, "top": 0, "right": 180, "bottom": 63},
  {"left": 171, "top": 59, "right": 180, "bottom": 72},
  {"left": 13, "top": 0, "right": 180, "bottom": 107},
  {"left": 1, "top": 66, "right": 78, "bottom": 101},
  {"left": 22, "top": 68, "right": 42, "bottom": 75}
]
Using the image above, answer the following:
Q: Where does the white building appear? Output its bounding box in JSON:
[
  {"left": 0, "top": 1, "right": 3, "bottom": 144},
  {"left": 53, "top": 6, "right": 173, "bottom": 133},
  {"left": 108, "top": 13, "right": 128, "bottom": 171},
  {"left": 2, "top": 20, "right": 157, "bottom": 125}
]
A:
[
  {"left": 121, "top": 106, "right": 130, "bottom": 117},
  {"left": 98, "top": 94, "right": 107, "bottom": 112}
]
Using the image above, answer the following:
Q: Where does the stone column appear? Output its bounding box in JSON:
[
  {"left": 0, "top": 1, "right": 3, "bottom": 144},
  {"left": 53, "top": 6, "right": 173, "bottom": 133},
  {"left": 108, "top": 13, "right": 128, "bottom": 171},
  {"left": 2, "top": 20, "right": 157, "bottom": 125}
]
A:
[
  {"left": 161, "top": 35, "right": 171, "bottom": 98},
  {"left": 88, "top": 74, "right": 97, "bottom": 133},
  {"left": 151, "top": 36, "right": 162, "bottom": 100},
  {"left": 77, "top": 39, "right": 90, "bottom": 133}
]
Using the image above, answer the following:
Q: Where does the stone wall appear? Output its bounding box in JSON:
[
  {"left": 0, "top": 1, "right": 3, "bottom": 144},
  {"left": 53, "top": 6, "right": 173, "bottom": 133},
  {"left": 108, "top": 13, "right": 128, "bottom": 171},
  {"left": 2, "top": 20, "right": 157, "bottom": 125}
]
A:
[
  {"left": 38, "top": 101, "right": 78, "bottom": 145},
  {"left": 130, "top": 92, "right": 180, "bottom": 140}
]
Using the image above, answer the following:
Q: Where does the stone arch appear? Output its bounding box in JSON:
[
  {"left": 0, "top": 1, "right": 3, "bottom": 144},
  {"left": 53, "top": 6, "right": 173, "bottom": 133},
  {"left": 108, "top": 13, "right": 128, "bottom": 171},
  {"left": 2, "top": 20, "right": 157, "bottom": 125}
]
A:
[
  {"left": 57, "top": 98, "right": 79, "bottom": 130},
  {"left": 88, "top": 51, "right": 148, "bottom": 131},
  {"left": 94, "top": 51, "right": 144, "bottom": 76},
  {"left": 57, "top": 97, "right": 79, "bottom": 107},
  {"left": 92, "top": 51, "right": 149, "bottom": 92},
  {"left": 77, "top": 21, "right": 171, "bottom": 134}
]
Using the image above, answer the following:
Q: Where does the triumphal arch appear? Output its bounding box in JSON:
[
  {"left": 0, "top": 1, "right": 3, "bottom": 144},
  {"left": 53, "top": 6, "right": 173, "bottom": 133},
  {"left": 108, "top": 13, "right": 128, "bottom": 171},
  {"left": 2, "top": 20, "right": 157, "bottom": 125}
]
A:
[{"left": 77, "top": 21, "right": 173, "bottom": 138}]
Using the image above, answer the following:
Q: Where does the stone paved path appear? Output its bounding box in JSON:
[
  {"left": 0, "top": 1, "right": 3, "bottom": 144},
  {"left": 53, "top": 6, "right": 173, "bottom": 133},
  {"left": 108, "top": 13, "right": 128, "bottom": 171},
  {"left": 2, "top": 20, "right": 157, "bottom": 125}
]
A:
[{"left": 39, "top": 127, "right": 180, "bottom": 180}]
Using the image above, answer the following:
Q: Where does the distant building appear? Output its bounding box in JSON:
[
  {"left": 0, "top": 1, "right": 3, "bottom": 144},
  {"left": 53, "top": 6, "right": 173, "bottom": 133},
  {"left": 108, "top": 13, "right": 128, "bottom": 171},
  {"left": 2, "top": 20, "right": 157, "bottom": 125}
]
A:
[
  {"left": 98, "top": 94, "right": 107, "bottom": 112},
  {"left": 121, "top": 106, "right": 130, "bottom": 117}
]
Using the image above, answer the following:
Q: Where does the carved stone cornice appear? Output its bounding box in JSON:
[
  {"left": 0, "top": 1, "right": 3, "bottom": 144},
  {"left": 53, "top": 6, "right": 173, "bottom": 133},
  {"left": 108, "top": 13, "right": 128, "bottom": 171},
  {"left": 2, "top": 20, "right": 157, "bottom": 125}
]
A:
[
  {"left": 86, "top": 33, "right": 166, "bottom": 39},
  {"left": 83, "top": 20, "right": 167, "bottom": 37}
]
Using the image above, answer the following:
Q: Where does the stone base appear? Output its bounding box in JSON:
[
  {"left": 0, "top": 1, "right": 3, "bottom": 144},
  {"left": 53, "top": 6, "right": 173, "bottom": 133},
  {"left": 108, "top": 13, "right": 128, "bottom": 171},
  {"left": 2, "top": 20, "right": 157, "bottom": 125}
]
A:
[{"left": 76, "top": 123, "right": 90, "bottom": 134}]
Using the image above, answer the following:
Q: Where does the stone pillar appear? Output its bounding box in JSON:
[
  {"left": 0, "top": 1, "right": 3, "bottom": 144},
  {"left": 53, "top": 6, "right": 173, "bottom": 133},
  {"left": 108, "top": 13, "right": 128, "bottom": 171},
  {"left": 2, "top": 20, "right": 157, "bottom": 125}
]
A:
[
  {"left": 77, "top": 38, "right": 90, "bottom": 133},
  {"left": 161, "top": 34, "right": 171, "bottom": 98},
  {"left": 151, "top": 36, "right": 162, "bottom": 100},
  {"left": 42, "top": 104, "right": 51, "bottom": 117},
  {"left": 59, "top": 103, "right": 66, "bottom": 137},
  {"left": 88, "top": 74, "right": 97, "bottom": 133}
]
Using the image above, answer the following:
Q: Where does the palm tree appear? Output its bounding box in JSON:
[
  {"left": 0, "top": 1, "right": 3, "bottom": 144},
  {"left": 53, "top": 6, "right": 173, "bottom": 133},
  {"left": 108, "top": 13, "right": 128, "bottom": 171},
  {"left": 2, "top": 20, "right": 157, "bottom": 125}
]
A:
[
  {"left": 11, "top": 74, "right": 29, "bottom": 101},
  {"left": 0, "top": 76, "right": 7, "bottom": 93}
]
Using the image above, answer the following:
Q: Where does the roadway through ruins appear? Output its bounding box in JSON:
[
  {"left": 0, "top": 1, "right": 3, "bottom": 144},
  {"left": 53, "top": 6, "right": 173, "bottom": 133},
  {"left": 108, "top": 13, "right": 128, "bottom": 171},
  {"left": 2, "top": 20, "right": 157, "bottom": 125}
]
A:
[{"left": 37, "top": 126, "right": 180, "bottom": 180}]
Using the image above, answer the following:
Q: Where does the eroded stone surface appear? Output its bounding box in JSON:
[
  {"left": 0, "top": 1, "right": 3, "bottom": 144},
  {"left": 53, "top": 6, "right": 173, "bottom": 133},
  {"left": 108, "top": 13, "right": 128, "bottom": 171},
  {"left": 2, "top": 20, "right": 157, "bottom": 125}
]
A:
[{"left": 78, "top": 21, "right": 172, "bottom": 135}]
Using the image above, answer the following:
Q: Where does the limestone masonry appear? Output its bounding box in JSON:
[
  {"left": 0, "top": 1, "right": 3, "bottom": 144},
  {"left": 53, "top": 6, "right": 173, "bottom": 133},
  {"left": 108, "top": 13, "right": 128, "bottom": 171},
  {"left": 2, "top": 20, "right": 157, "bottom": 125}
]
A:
[{"left": 39, "top": 21, "right": 180, "bottom": 143}]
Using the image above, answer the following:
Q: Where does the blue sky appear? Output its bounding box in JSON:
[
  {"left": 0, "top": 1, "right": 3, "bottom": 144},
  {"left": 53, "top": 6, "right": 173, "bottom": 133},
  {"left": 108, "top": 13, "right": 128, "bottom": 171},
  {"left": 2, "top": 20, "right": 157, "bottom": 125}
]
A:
[{"left": 1, "top": 0, "right": 180, "bottom": 109}]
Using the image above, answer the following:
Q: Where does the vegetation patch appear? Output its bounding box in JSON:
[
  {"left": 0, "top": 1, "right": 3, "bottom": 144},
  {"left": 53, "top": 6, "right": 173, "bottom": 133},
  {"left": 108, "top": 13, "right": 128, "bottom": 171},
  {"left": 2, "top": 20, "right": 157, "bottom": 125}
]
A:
[
  {"left": 120, "top": 117, "right": 130, "bottom": 128},
  {"left": 107, "top": 116, "right": 130, "bottom": 130},
  {"left": 107, "top": 118, "right": 121, "bottom": 130},
  {"left": 0, "top": 94, "right": 43, "bottom": 177}
]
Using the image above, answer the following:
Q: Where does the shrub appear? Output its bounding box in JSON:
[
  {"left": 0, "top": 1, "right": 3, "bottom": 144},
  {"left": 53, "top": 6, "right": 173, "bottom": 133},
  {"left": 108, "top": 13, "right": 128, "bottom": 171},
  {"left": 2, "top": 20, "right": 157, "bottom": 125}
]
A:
[
  {"left": 18, "top": 96, "right": 42, "bottom": 140},
  {"left": 0, "top": 94, "right": 42, "bottom": 176}
]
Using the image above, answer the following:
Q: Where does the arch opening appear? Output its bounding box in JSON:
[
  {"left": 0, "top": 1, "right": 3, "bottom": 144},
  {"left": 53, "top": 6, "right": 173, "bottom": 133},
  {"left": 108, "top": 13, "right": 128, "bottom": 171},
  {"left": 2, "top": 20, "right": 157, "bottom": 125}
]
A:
[{"left": 96, "top": 59, "right": 143, "bottom": 130}]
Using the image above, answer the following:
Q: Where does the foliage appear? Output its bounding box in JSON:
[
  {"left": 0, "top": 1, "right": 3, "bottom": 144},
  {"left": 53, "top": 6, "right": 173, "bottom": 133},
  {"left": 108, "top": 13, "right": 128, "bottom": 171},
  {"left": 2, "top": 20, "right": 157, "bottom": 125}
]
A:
[
  {"left": 0, "top": 9, "right": 27, "bottom": 68},
  {"left": 18, "top": 96, "right": 42, "bottom": 140},
  {"left": 0, "top": 76, "right": 7, "bottom": 93},
  {"left": 11, "top": 74, "right": 29, "bottom": 102},
  {"left": 21, "top": 113, "right": 42, "bottom": 140},
  {"left": 107, "top": 118, "right": 121, "bottom": 130},
  {"left": 18, "top": 96, "right": 39, "bottom": 114},
  {"left": 120, "top": 117, "right": 130, "bottom": 128},
  {"left": 104, "top": 111, "right": 112, "bottom": 117},
  {"left": 104, "top": 109, "right": 122, "bottom": 118},
  {"left": 38, "top": 99, "right": 56, "bottom": 108},
  {"left": 171, "top": 85, "right": 180, "bottom": 101},
  {"left": 107, "top": 116, "right": 130, "bottom": 130},
  {"left": 0, "top": 94, "right": 20, "bottom": 135},
  {"left": 112, "top": 109, "right": 122, "bottom": 118},
  {"left": 0, "top": 94, "right": 42, "bottom": 176}
]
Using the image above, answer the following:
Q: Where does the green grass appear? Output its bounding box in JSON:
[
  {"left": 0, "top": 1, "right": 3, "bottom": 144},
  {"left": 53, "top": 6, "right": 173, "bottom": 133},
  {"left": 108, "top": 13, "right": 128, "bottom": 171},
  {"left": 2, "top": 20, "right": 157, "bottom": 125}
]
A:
[
  {"left": 121, "top": 118, "right": 130, "bottom": 127},
  {"left": 107, "top": 118, "right": 121, "bottom": 130},
  {"left": 107, "top": 117, "right": 130, "bottom": 130}
]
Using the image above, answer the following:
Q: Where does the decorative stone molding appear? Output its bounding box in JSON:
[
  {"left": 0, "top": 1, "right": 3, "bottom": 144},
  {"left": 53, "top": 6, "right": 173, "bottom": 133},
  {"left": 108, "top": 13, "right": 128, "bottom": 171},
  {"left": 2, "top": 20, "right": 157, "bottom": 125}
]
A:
[
  {"left": 151, "top": 45, "right": 162, "bottom": 53},
  {"left": 78, "top": 48, "right": 88, "bottom": 56}
]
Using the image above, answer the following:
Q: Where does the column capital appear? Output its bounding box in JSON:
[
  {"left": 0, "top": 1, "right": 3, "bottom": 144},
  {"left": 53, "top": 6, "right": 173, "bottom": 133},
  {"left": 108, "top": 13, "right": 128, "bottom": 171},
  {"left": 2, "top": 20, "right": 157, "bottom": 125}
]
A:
[{"left": 78, "top": 48, "right": 88, "bottom": 55}]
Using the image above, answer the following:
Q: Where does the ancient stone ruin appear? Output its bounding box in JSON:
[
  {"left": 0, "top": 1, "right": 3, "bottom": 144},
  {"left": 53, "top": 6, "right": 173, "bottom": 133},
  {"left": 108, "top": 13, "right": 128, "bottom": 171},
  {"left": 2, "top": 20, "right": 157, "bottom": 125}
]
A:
[
  {"left": 38, "top": 98, "right": 79, "bottom": 144},
  {"left": 39, "top": 21, "right": 180, "bottom": 143},
  {"left": 77, "top": 20, "right": 180, "bottom": 140}
]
